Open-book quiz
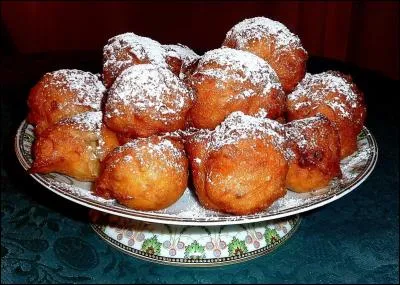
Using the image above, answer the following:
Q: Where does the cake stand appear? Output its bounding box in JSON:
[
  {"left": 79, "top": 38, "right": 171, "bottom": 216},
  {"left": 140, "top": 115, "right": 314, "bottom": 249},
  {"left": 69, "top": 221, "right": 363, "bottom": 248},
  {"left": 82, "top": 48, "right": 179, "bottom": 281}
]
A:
[{"left": 15, "top": 121, "right": 378, "bottom": 266}]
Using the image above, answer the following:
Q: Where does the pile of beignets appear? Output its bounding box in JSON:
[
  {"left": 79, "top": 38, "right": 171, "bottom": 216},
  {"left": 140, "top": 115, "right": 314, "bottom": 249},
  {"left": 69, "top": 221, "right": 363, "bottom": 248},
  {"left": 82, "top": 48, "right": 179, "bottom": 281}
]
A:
[{"left": 27, "top": 17, "right": 366, "bottom": 215}]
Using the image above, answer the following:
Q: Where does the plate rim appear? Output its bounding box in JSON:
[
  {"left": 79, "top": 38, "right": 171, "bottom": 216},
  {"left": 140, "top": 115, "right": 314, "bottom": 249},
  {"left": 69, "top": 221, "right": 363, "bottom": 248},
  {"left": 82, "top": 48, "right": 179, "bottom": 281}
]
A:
[{"left": 15, "top": 120, "right": 379, "bottom": 226}]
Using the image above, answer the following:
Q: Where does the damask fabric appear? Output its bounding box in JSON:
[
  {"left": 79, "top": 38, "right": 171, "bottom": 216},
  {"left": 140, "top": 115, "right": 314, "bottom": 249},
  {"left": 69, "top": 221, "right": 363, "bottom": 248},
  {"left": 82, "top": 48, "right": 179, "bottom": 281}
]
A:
[{"left": 1, "top": 56, "right": 399, "bottom": 284}]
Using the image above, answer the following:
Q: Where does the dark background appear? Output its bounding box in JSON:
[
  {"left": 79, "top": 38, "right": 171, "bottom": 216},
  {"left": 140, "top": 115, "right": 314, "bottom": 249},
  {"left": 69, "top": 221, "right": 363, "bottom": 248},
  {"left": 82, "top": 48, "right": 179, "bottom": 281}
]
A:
[
  {"left": 1, "top": 1, "right": 399, "bottom": 80},
  {"left": 1, "top": 2, "right": 399, "bottom": 282}
]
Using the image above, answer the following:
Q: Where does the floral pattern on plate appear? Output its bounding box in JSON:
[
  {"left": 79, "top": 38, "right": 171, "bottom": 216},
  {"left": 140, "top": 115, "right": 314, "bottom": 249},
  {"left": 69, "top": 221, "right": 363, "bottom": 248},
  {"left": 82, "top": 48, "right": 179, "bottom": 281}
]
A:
[{"left": 89, "top": 211, "right": 300, "bottom": 266}]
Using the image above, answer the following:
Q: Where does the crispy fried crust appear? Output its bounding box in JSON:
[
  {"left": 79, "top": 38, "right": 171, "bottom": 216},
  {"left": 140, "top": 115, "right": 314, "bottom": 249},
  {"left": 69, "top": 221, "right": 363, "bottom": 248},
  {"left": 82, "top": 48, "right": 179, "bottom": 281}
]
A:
[
  {"left": 163, "top": 44, "right": 200, "bottom": 81},
  {"left": 188, "top": 75, "right": 285, "bottom": 130},
  {"left": 185, "top": 133, "right": 221, "bottom": 211},
  {"left": 27, "top": 70, "right": 104, "bottom": 135},
  {"left": 102, "top": 34, "right": 191, "bottom": 88},
  {"left": 185, "top": 119, "right": 288, "bottom": 215},
  {"left": 285, "top": 116, "right": 342, "bottom": 192},
  {"left": 104, "top": 65, "right": 193, "bottom": 138},
  {"left": 30, "top": 121, "right": 119, "bottom": 182},
  {"left": 286, "top": 71, "right": 366, "bottom": 158},
  {"left": 224, "top": 38, "right": 307, "bottom": 93},
  {"left": 222, "top": 18, "right": 308, "bottom": 93},
  {"left": 95, "top": 136, "right": 188, "bottom": 211},
  {"left": 186, "top": 138, "right": 287, "bottom": 215},
  {"left": 187, "top": 48, "right": 285, "bottom": 129}
]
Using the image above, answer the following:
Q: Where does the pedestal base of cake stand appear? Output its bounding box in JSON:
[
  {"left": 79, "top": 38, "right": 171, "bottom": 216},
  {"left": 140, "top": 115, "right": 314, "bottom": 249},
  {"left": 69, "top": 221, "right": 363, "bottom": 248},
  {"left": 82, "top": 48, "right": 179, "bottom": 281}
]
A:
[{"left": 89, "top": 210, "right": 300, "bottom": 267}]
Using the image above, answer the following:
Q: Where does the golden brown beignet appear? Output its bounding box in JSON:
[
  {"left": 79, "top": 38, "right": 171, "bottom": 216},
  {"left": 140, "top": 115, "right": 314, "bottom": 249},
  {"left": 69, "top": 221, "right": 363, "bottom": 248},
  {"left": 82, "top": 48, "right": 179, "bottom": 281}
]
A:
[
  {"left": 103, "top": 33, "right": 182, "bottom": 88},
  {"left": 104, "top": 64, "right": 193, "bottom": 138},
  {"left": 27, "top": 69, "right": 105, "bottom": 135},
  {"left": 285, "top": 116, "right": 342, "bottom": 192},
  {"left": 222, "top": 17, "right": 308, "bottom": 93},
  {"left": 187, "top": 47, "right": 285, "bottom": 129},
  {"left": 95, "top": 136, "right": 188, "bottom": 211},
  {"left": 185, "top": 111, "right": 288, "bottom": 215},
  {"left": 163, "top": 44, "right": 200, "bottom": 80},
  {"left": 287, "top": 71, "right": 366, "bottom": 158},
  {"left": 30, "top": 111, "right": 119, "bottom": 181}
]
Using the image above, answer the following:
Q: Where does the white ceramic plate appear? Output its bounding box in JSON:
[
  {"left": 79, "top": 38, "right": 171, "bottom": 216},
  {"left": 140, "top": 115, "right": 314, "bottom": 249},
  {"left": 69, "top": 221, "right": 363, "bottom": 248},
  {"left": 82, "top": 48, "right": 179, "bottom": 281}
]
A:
[{"left": 15, "top": 120, "right": 378, "bottom": 226}]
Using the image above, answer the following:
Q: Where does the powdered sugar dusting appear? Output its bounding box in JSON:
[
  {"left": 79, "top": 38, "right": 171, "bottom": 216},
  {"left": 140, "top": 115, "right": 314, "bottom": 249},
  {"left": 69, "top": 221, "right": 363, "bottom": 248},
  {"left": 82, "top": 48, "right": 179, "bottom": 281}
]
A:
[
  {"left": 196, "top": 111, "right": 286, "bottom": 155},
  {"left": 340, "top": 137, "right": 372, "bottom": 180},
  {"left": 285, "top": 116, "right": 322, "bottom": 158},
  {"left": 115, "top": 137, "right": 186, "bottom": 172},
  {"left": 106, "top": 64, "right": 192, "bottom": 122},
  {"left": 163, "top": 44, "right": 200, "bottom": 66},
  {"left": 103, "top": 33, "right": 168, "bottom": 78},
  {"left": 163, "top": 43, "right": 200, "bottom": 80},
  {"left": 194, "top": 48, "right": 282, "bottom": 99},
  {"left": 60, "top": 111, "right": 103, "bottom": 132},
  {"left": 50, "top": 181, "right": 114, "bottom": 204},
  {"left": 288, "top": 71, "right": 361, "bottom": 119},
  {"left": 272, "top": 195, "right": 306, "bottom": 210},
  {"left": 225, "top": 17, "right": 305, "bottom": 52},
  {"left": 159, "top": 127, "right": 199, "bottom": 141},
  {"left": 155, "top": 188, "right": 225, "bottom": 219},
  {"left": 43, "top": 69, "right": 105, "bottom": 110}
]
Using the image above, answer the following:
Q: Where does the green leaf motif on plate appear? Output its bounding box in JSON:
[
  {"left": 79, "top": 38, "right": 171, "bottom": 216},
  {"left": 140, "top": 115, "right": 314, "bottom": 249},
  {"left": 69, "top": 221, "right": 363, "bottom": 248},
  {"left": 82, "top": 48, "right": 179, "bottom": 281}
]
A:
[
  {"left": 264, "top": 228, "right": 280, "bottom": 245},
  {"left": 184, "top": 240, "right": 205, "bottom": 259},
  {"left": 228, "top": 237, "right": 248, "bottom": 256},
  {"left": 141, "top": 236, "right": 161, "bottom": 255}
]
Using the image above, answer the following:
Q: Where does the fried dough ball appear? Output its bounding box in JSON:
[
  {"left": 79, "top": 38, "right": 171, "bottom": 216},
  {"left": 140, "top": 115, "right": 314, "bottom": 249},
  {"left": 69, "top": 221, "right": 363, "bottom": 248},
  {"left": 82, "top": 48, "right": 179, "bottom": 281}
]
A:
[
  {"left": 95, "top": 136, "right": 188, "bottom": 211},
  {"left": 222, "top": 17, "right": 308, "bottom": 93},
  {"left": 185, "top": 111, "right": 288, "bottom": 215},
  {"left": 287, "top": 71, "right": 366, "bottom": 158},
  {"left": 103, "top": 33, "right": 182, "bottom": 88},
  {"left": 30, "top": 112, "right": 119, "bottom": 181},
  {"left": 104, "top": 64, "right": 193, "bottom": 138},
  {"left": 285, "top": 116, "right": 342, "bottom": 192},
  {"left": 27, "top": 69, "right": 105, "bottom": 135},
  {"left": 187, "top": 47, "right": 285, "bottom": 129},
  {"left": 163, "top": 44, "right": 200, "bottom": 80}
]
